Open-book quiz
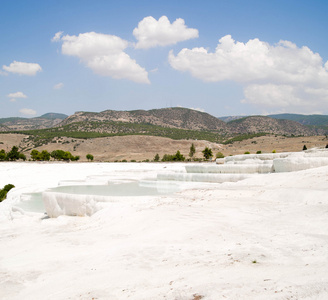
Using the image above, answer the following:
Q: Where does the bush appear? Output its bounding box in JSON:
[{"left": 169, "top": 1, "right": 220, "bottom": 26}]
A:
[
  {"left": 154, "top": 153, "right": 160, "bottom": 162},
  {"left": 202, "top": 147, "right": 213, "bottom": 160},
  {"left": 256, "top": 150, "right": 262, "bottom": 154},
  {"left": 161, "top": 150, "right": 185, "bottom": 162},
  {"left": 7, "top": 146, "right": 20, "bottom": 161},
  {"left": 216, "top": 152, "right": 224, "bottom": 159},
  {"left": 0, "top": 149, "right": 6, "bottom": 161},
  {"left": 86, "top": 154, "right": 94, "bottom": 161},
  {"left": 303, "top": 145, "right": 307, "bottom": 151},
  {"left": 0, "top": 184, "right": 15, "bottom": 202},
  {"left": 244, "top": 151, "right": 250, "bottom": 155}
]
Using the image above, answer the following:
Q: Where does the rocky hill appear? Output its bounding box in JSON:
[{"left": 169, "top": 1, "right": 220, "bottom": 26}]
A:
[
  {"left": 227, "top": 116, "right": 322, "bottom": 136},
  {"left": 59, "top": 107, "right": 229, "bottom": 133},
  {"left": 1, "top": 108, "right": 326, "bottom": 137},
  {"left": 268, "top": 113, "right": 328, "bottom": 126},
  {"left": 0, "top": 113, "right": 68, "bottom": 131}
]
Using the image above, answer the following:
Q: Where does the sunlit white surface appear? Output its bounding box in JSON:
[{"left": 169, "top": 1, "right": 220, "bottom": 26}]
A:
[{"left": 0, "top": 153, "right": 328, "bottom": 299}]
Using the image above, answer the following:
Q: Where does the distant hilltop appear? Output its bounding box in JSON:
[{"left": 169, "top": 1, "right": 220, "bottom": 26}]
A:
[
  {"left": 0, "top": 112, "right": 68, "bottom": 131},
  {"left": 0, "top": 107, "right": 327, "bottom": 136}
]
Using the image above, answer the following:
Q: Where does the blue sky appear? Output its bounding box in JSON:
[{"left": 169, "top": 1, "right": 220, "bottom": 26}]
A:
[{"left": 1, "top": 0, "right": 328, "bottom": 118}]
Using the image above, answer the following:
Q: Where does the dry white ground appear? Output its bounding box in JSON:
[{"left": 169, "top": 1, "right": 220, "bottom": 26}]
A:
[{"left": 0, "top": 161, "right": 328, "bottom": 299}]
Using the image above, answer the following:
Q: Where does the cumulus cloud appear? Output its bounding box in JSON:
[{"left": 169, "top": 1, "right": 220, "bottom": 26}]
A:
[
  {"left": 56, "top": 31, "right": 150, "bottom": 84},
  {"left": 7, "top": 91, "right": 27, "bottom": 99},
  {"left": 20, "top": 108, "right": 36, "bottom": 116},
  {"left": 133, "top": 16, "right": 198, "bottom": 49},
  {"left": 3, "top": 61, "right": 42, "bottom": 76},
  {"left": 51, "top": 31, "right": 63, "bottom": 42},
  {"left": 169, "top": 35, "right": 328, "bottom": 113},
  {"left": 190, "top": 107, "right": 205, "bottom": 112},
  {"left": 53, "top": 82, "right": 64, "bottom": 89}
]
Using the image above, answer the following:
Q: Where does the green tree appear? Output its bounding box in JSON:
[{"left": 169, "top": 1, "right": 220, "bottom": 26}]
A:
[
  {"left": 202, "top": 147, "right": 213, "bottom": 160},
  {"left": 63, "top": 151, "right": 73, "bottom": 161},
  {"left": 303, "top": 145, "right": 307, "bottom": 151},
  {"left": 7, "top": 146, "right": 20, "bottom": 161},
  {"left": 0, "top": 184, "right": 15, "bottom": 202},
  {"left": 19, "top": 153, "right": 26, "bottom": 161},
  {"left": 189, "top": 143, "right": 195, "bottom": 158},
  {"left": 154, "top": 153, "right": 160, "bottom": 162},
  {"left": 30, "top": 150, "right": 40, "bottom": 161},
  {"left": 0, "top": 149, "right": 6, "bottom": 161},
  {"left": 51, "top": 150, "right": 65, "bottom": 160},
  {"left": 173, "top": 150, "right": 185, "bottom": 161},
  {"left": 86, "top": 154, "right": 94, "bottom": 161},
  {"left": 40, "top": 150, "right": 50, "bottom": 161}
]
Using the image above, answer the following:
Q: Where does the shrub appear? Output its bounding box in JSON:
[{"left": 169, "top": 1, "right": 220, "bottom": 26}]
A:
[
  {"left": 256, "top": 150, "right": 262, "bottom": 154},
  {"left": 272, "top": 150, "right": 276, "bottom": 153},
  {"left": 303, "top": 145, "right": 307, "bottom": 151},
  {"left": 86, "top": 154, "right": 94, "bottom": 161},
  {"left": 189, "top": 143, "right": 195, "bottom": 158},
  {"left": 161, "top": 151, "right": 185, "bottom": 162},
  {"left": 7, "top": 146, "right": 20, "bottom": 161},
  {"left": 244, "top": 151, "right": 250, "bottom": 154},
  {"left": 154, "top": 153, "right": 160, "bottom": 162},
  {"left": 202, "top": 147, "right": 213, "bottom": 160},
  {"left": 0, "top": 149, "right": 7, "bottom": 161},
  {"left": 0, "top": 184, "right": 15, "bottom": 202},
  {"left": 216, "top": 152, "right": 224, "bottom": 159}
]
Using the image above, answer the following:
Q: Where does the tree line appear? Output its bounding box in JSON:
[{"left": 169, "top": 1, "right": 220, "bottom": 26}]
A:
[{"left": 0, "top": 146, "right": 94, "bottom": 162}]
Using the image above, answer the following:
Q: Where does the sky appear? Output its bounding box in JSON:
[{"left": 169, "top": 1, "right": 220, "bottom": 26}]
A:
[{"left": 1, "top": 0, "right": 328, "bottom": 118}]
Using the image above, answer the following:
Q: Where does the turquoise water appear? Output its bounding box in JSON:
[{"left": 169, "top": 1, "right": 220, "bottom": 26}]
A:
[
  {"left": 16, "top": 181, "right": 181, "bottom": 213},
  {"left": 49, "top": 181, "right": 180, "bottom": 196}
]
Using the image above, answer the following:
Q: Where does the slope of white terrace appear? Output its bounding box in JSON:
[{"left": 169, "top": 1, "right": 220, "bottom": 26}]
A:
[{"left": 0, "top": 152, "right": 328, "bottom": 299}]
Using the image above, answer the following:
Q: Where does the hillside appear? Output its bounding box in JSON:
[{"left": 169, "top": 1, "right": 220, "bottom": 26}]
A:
[
  {"left": 268, "top": 113, "right": 328, "bottom": 126},
  {"left": 59, "top": 107, "right": 229, "bottom": 133},
  {"left": 227, "top": 116, "right": 322, "bottom": 136},
  {"left": 0, "top": 113, "right": 68, "bottom": 131},
  {"left": 1, "top": 108, "right": 326, "bottom": 149}
]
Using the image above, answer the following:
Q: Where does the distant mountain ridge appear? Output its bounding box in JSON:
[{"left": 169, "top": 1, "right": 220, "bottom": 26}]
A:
[
  {"left": 1, "top": 108, "right": 326, "bottom": 137},
  {"left": 268, "top": 113, "right": 328, "bottom": 126},
  {"left": 227, "top": 116, "right": 321, "bottom": 136},
  {"left": 59, "top": 107, "right": 229, "bottom": 133},
  {"left": 0, "top": 112, "right": 68, "bottom": 131},
  {"left": 220, "top": 113, "right": 328, "bottom": 127}
]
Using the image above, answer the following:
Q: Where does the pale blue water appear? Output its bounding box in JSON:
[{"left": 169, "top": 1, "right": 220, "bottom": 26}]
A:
[{"left": 16, "top": 181, "right": 181, "bottom": 213}]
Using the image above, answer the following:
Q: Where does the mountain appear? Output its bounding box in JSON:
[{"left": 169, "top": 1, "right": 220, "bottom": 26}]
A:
[
  {"left": 268, "top": 113, "right": 328, "bottom": 126},
  {"left": 59, "top": 107, "right": 229, "bottom": 133},
  {"left": 39, "top": 113, "right": 68, "bottom": 120},
  {"left": 220, "top": 113, "right": 328, "bottom": 127},
  {"left": 218, "top": 116, "right": 247, "bottom": 122},
  {"left": 0, "top": 113, "right": 68, "bottom": 131},
  {"left": 227, "top": 116, "right": 322, "bottom": 136},
  {"left": 1, "top": 108, "right": 326, "bottom": 139}
]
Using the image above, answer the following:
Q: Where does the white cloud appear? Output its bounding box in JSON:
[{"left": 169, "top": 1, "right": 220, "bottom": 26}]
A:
[
  {"left": 169, "top": 35, "right": 328, "bottom": 113},
  {"left": 3, "top": 61, "right": 42, "bottom": 76},
  {"left": 133, "top": 16, "right": 198, "bottom": 49},
  {"left": 190, "top": 107, "right": 205, "bottom": 112},
  {"left": 57, "top": 31, "right": 149, "bottom": 84},
  {"left": 7, "top": 91, "right": 27, "bottom": 99},
  {"left": 54, "top": 82, "right": 64, "bottom": 89},
  {"left": 20, "top": 108, "right": 36, "bottom": 116},
  {"left": 51, "top": 31, "right": 63, "bottom": 42}
]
